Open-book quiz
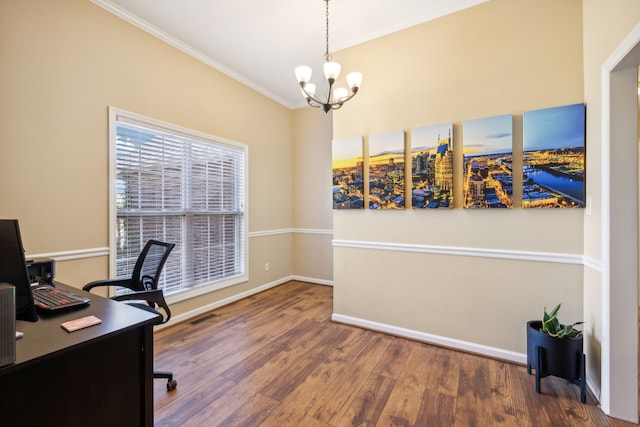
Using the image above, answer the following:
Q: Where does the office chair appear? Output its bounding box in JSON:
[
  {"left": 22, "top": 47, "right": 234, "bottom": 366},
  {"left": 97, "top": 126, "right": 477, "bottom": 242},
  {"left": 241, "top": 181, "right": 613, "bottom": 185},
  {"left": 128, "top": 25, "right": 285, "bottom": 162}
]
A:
[{"left": 83, "top": 239, "right": 177, "bottom": 391}]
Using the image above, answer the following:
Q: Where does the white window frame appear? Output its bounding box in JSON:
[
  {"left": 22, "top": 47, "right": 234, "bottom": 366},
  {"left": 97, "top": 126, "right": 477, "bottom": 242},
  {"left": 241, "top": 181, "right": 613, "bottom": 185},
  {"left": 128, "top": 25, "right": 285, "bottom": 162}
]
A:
[{"left": 108, "top": 107, "right": 248, "bottom": 303}]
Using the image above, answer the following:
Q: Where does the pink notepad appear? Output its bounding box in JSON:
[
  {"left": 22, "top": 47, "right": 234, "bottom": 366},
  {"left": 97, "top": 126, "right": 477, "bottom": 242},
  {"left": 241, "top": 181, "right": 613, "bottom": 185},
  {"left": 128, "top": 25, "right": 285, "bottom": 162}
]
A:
[{"left": 61, "top": 315, "right": 102, "bottom": 332}]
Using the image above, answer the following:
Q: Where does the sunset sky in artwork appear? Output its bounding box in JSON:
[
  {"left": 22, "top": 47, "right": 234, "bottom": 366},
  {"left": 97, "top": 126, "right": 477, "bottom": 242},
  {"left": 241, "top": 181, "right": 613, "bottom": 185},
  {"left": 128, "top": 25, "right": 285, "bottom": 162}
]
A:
[
  {"left": 463, "top": 114, "right": 513, "bottom": 156},
  {"left": 524, "top": 103, "right": 585, "bottom": 151}
]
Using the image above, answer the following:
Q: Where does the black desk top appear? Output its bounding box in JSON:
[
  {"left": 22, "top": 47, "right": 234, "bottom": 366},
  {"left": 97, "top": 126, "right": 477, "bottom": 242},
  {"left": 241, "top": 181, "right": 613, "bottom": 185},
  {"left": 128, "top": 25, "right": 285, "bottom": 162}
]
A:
[{"left": 1, "top": 281, "right": 158, "bottom": 374}]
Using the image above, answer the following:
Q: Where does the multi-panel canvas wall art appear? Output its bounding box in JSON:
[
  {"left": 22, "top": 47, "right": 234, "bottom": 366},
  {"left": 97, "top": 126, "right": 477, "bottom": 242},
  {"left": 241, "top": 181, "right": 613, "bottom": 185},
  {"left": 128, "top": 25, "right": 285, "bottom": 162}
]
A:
[
  {"left": 462, "top": 114, "right": 513, "bottom": 208},
  {"left": 368, "top": 130, "right": 405, "bottom": 209},
  {"left": 333, "top": 105, "right": 585, "bottom": 211},
  {"left": 522, "top": 103, "right": 585, "bottom": 208},
  {"left": 332, "top": 136, "right": 364, "bottom": 209},
  {"left": 410, "top": 123, "right": 453, "bottom": 208}
]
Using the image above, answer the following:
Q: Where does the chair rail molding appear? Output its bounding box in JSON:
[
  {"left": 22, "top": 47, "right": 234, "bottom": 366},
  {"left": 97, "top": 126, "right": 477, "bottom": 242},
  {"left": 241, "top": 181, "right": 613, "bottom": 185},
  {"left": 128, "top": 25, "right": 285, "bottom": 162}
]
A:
[
  {"left": 27, "top": 247, "right": 109, "bottom": 262},
  {"left": 333, "top": 239, "right": 584, "bottom": 265}
]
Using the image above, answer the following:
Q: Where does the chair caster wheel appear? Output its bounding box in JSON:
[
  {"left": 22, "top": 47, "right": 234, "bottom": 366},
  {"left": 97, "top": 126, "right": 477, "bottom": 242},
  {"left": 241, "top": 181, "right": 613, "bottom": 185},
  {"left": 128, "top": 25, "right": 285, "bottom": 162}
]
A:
[{"left": 167, "top": 379, "right": 177, "bottom": 391}]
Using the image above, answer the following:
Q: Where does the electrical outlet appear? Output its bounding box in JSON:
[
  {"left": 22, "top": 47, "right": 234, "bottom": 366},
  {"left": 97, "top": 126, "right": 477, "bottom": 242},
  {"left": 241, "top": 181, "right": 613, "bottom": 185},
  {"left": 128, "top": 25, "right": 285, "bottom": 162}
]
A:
[{"left": 264, "top": 262, "right": 270, "bottom": 272}]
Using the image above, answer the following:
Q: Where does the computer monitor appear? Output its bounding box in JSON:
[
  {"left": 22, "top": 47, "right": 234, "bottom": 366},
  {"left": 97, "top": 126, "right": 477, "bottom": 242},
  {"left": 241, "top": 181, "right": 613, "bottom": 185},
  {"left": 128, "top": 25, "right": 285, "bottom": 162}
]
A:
[{"left": 0, "top": 219, "right": 38, "bottom": 322}]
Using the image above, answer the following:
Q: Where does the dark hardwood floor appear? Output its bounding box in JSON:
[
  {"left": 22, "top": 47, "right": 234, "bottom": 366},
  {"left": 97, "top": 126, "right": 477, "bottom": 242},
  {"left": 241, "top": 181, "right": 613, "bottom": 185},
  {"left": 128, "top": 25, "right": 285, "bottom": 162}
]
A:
[{"left": 152, "top": 280, "right": 635, "bottom": 426}]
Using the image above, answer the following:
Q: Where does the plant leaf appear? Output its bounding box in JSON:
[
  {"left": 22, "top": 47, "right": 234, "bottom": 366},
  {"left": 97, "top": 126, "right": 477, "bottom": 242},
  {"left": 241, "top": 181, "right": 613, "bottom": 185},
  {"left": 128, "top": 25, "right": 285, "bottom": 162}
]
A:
[{"left": 540, "top": 304, "right": 583, "bottom": 338}]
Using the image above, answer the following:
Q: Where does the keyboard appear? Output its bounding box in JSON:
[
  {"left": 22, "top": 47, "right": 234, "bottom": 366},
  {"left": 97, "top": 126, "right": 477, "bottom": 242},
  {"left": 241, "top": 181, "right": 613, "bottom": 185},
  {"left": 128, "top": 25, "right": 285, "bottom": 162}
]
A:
[{"left": 32, "top": 286, "right": 90, "bottom": 312}]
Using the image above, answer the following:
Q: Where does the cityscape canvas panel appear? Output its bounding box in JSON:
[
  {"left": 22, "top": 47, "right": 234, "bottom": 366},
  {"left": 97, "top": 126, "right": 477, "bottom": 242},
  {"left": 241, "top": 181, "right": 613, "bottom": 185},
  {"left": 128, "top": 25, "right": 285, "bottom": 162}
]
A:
[
  {"left": 410, "top": 123, "right": 453, "bottom": 208},
  {"left": 332, "top": 136, "right": 364, "bottom": 209},
  {"left": 522, "top": 103, "right": 585, "bottom": 208},
  {"left": 463, "top": 114, "right": 513, "bottom": 208},
  {"left": 368, "top": 130, "right": 405, "bottom": 209}
]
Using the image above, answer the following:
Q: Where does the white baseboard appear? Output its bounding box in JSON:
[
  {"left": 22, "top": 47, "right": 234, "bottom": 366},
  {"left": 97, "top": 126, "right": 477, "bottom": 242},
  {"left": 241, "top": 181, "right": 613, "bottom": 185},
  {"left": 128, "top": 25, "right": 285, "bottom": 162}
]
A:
[
  {"left": 586, "top": 371, "right": 601, "bottom": 403},
  {"left": 158, "top": 275, "right": 331, "bottom": 329},
  {"left": 162, "top": 276, "right": 526, "bottom": 365},
  {"left": 159, "top": 277, "right": 289, "bottom": 329},
  {"left": 331, "top": 312, "right": 527, "bottom": 365},
  {"left": 333, "top": 313, "right": 602, "bottom": 406},
  {"left": 290, "top": 275, "right": 333, "bottom": 286}
]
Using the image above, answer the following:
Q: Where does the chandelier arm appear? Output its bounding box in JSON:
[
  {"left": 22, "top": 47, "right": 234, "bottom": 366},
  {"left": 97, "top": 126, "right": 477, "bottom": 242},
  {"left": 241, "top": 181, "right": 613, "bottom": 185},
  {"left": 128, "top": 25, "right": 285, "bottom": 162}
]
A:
[
  {"left": 325, "top": 78, "right": 335, "bottom": 106},
  {"left": 339, "top": 89, "right": 359, "bottom": 104},
  {"left": 307, "top": 98, "right": 322, "bottom": 109},
  {"left": 299, "top": 84, "right": 325, "bottom": 107},
  {"left": 329, "top": 88, "right": 360, "bottom": 110}
]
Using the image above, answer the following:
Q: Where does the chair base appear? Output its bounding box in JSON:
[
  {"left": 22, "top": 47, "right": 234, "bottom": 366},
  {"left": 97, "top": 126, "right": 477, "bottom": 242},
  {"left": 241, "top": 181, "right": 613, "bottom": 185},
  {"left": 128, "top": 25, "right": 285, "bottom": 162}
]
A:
[{"left": 154, "top": 370, "right": 177, "bottom": 391}]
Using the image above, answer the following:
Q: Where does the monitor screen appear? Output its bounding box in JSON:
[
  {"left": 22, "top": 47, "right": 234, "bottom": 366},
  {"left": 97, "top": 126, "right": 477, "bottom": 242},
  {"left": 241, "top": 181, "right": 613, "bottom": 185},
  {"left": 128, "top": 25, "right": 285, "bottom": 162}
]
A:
[{"left": 0, "top": 220, "right": 38, "bottom": 322}]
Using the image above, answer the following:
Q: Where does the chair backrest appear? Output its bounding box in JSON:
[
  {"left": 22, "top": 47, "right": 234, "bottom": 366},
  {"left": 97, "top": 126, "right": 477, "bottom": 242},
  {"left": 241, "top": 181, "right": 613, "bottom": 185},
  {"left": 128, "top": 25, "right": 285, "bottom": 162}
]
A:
[{"left": 130, "top": 240, "right": 175, "bottom": 292}]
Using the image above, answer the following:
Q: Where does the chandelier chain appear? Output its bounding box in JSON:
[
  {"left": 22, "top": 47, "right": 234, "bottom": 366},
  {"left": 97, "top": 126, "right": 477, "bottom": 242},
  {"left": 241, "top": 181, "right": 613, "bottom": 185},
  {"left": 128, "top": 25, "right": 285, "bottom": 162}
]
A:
[{"left": 325, "top": 0, "right": 330, "bottom": 60}]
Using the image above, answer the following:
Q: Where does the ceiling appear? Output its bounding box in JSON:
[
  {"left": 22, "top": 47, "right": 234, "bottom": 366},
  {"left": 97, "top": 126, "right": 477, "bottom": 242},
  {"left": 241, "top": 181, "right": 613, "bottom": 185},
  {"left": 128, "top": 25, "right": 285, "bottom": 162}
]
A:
[{"left": 92, "top": 0, "right": 487, "bottom": 109}]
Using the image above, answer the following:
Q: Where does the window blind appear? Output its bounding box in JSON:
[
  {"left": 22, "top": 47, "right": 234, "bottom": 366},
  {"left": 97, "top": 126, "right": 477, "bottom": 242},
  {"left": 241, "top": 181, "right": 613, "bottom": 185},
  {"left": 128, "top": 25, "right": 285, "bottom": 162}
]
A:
[{"left": 111, "top": 108, "right": 247, "bottom": 297}]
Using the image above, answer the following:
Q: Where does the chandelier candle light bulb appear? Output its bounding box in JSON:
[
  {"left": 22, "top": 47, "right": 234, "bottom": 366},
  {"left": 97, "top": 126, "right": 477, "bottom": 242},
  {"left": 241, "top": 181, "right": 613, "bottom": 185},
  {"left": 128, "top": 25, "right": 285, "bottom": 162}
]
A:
[
  {"left": 323, "top": 61, "right": 341, "bottom": 81},
  {"left": 294, "top": 0, "right": 362, "bottom": 113}
]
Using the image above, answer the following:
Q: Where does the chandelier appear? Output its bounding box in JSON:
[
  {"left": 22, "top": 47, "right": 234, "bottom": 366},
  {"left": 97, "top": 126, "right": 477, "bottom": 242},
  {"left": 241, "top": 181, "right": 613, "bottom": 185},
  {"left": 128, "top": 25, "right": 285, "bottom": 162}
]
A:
[{"left": 294, "top": 0, "right": 363, "bottom": 113}]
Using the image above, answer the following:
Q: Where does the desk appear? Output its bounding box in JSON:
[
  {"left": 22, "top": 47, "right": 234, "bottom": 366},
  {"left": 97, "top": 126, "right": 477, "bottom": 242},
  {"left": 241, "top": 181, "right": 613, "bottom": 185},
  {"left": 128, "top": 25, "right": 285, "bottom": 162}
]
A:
[{"left": 0, "top": 282, "right": 158, "bottom": 427}]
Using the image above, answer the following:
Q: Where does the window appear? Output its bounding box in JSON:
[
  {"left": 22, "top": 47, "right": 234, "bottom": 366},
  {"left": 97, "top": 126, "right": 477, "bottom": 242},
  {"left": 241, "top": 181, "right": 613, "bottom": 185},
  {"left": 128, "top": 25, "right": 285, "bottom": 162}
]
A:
[{"left": 109, "top": 107, "right": 247, "bottom": 300}]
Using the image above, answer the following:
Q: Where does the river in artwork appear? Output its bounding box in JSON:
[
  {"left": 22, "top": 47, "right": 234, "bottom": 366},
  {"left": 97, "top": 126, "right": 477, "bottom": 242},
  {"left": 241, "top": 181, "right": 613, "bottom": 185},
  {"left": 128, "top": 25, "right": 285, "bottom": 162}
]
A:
[{"left": 523, "top": 166, "right": 584, "bottom": 202}]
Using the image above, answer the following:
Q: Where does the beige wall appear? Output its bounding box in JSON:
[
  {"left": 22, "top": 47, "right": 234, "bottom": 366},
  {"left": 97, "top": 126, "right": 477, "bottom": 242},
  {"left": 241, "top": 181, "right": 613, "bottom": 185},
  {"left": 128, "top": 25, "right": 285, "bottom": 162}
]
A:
[
  {"left": 291, "top": 108, "right": 333, "bottom": 283},
  {"left": 0, "top": 0, "right": 295, "bottom": 317},
  {"left": 331, "top": 0, "right": 585, "bottom": 357}
]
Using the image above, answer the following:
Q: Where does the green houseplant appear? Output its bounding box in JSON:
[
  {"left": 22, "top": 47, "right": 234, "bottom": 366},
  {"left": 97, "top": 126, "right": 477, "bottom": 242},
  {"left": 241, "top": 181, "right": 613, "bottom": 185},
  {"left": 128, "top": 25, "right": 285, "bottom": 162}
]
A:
[
  {"left": 540, "top": 304, "right": 583, "bottom": 338},
  {"left": 526, "top": 304, "right": 586, "bottom": 403}
]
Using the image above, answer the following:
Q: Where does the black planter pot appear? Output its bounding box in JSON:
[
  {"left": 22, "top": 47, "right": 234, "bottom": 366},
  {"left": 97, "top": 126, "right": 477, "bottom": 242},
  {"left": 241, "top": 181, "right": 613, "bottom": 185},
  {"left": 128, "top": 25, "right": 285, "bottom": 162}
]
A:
[{"left": 526, "top": 320, "right": 586, "bottom": 403}]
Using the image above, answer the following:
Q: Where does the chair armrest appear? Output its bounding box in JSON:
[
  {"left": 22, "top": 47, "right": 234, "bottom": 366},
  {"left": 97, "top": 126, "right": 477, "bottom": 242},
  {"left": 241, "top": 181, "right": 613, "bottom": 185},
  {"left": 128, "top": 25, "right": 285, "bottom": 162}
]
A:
[
  {"left": 83, "top": 278, "right": 136, "bottom": 292},
  {"left": 112, "top": 290, "right": 172, "bottom": 323}
]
